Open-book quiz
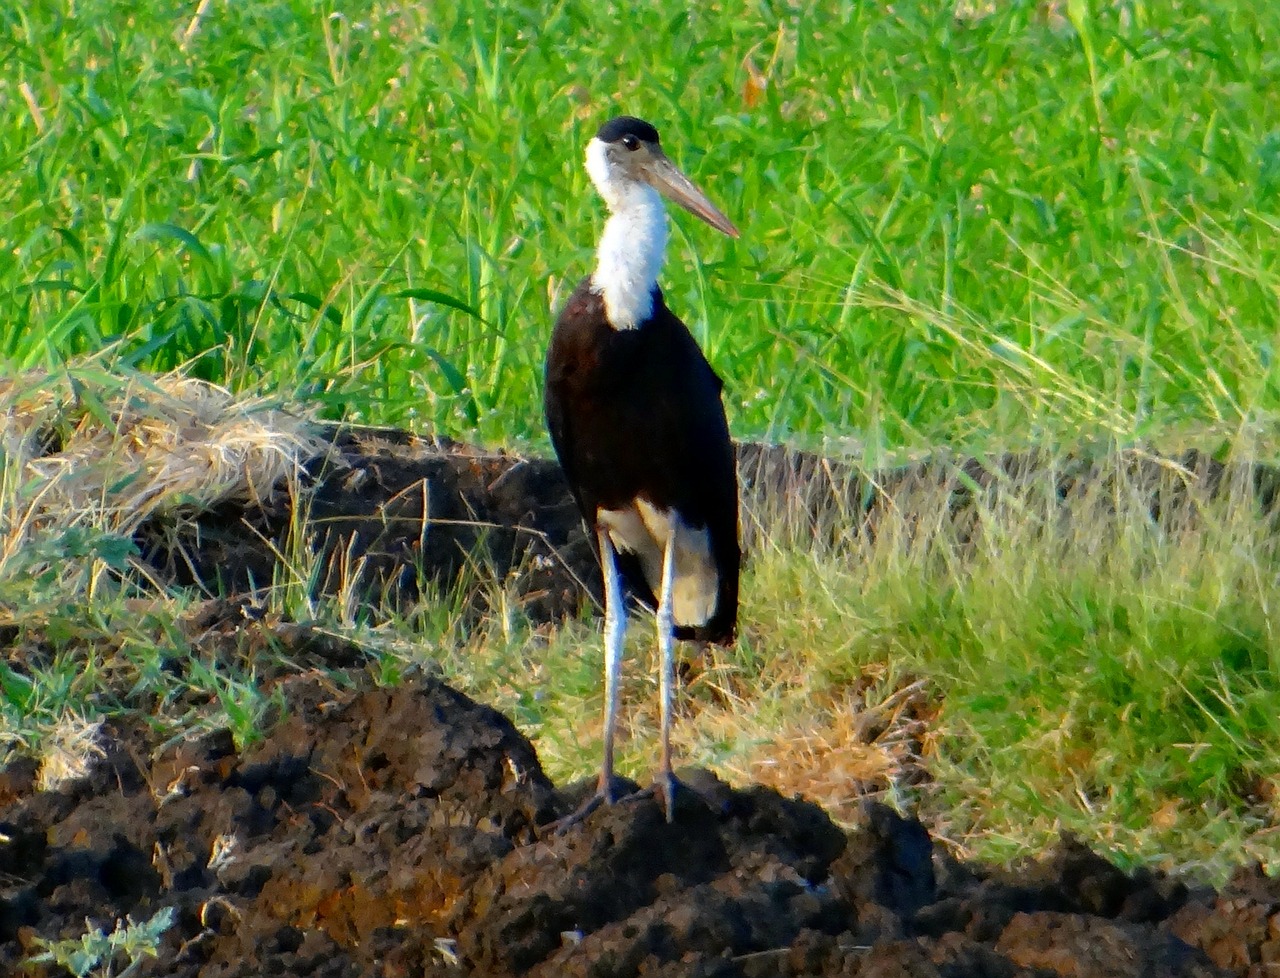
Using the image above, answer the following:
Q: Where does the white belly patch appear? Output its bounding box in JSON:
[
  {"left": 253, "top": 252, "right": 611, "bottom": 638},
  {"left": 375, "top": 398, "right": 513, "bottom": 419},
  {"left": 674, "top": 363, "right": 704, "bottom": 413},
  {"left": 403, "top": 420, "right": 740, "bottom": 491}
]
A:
[{"left": 598, "top": 499, "right": 718, "bottom": 627}]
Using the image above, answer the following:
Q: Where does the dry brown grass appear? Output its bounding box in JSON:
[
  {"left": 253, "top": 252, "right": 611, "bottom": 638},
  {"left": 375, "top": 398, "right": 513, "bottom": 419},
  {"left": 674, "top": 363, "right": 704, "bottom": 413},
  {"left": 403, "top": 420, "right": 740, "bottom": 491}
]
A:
[
  {"left": 1, "top": 368, "right": 331, "bottom": 548},
  {"left": 35, "top": 715, "right": 105, "bottom": 792},
  {"left": 734, "top": 679, "right": 934, "bottom": 824}
]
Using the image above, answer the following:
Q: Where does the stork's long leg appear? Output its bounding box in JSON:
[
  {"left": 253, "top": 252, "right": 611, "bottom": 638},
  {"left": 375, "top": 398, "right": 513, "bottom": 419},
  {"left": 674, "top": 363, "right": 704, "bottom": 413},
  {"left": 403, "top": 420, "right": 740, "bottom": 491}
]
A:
[
  {"left": 598, "top": 526, "right": 627, "bottom": 799},
  {"left": 655, "top": 530, "right": 678, "bottom": 822},
  {"left": 544, "top": 526, "right": 629, "bottom": 835}
]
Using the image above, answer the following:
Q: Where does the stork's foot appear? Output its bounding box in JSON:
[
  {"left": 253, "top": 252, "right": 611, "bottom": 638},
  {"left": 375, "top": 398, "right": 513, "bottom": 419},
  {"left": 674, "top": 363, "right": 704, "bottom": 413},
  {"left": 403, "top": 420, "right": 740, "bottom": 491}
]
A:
[
  {"left": 542, "top": 772, "right": 696, "bottom": 834},
  {"left": 621, "top": 770, "right": 683, "bottom": 824},
  {"left": 542, "top": 774, "right": 636, "bottom": 835},
  {"left": 543, "top": 792, "right": 604, "bottom": 835}
]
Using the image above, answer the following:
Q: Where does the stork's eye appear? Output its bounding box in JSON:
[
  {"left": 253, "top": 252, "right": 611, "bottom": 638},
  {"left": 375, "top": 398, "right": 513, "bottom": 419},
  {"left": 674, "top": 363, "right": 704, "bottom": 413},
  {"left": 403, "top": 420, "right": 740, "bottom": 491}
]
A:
[{"left": 621, "top": 135, "right": 640, "bottom": 151}]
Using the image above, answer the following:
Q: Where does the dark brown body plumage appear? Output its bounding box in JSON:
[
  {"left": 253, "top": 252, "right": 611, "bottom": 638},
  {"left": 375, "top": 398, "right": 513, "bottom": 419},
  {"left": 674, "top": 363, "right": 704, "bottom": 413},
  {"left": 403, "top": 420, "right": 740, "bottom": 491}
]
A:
[{"left": 544, "top": 277, "right": 739, "bottom": 643}]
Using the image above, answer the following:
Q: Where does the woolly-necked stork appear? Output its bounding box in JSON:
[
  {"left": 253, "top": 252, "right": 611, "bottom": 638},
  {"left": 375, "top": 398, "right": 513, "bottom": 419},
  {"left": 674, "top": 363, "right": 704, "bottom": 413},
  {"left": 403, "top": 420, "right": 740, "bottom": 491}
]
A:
[{"left": 543, "top": 116, "right": 741, "bottom": 824}]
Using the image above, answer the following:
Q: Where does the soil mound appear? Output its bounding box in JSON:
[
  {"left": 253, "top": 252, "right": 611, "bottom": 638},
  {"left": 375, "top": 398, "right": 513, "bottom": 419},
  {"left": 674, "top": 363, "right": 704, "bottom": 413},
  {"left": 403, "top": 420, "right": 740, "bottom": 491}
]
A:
[
  {"left": 136, "top": 425, "right": 1277, "bottom": 631},
  {"left": 1, "top": 674, "right": 1275, "bottom": 977}
]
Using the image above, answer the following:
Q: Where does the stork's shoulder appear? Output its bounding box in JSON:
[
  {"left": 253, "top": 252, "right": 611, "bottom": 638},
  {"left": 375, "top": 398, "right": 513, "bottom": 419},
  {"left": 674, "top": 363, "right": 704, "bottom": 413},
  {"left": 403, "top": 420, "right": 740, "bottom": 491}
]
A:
[{"left": 552, "top": 277, "right": 605, "bottom": 335}]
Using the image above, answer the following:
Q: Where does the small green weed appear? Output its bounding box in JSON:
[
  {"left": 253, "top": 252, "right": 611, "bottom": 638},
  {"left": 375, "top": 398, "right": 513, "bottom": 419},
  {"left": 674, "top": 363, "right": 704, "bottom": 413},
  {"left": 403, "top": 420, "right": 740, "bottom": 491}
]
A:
[{"left": 27, "top": 906, "right": 175, "bottom": 978}]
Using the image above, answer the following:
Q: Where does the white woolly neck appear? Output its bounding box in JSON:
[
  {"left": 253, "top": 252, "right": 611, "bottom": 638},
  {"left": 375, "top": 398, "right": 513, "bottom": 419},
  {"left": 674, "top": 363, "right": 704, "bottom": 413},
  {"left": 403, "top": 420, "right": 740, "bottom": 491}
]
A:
[{"left": 584, "top": 138, "right": 668, "bottom": 330}]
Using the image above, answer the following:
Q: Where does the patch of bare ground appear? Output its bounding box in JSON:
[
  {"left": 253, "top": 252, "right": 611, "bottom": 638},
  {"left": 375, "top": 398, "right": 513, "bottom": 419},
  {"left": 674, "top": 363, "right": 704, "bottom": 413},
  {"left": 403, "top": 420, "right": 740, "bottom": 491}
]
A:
[{"left": 0, "top": 670, "right": 1272, "bottom": 978}]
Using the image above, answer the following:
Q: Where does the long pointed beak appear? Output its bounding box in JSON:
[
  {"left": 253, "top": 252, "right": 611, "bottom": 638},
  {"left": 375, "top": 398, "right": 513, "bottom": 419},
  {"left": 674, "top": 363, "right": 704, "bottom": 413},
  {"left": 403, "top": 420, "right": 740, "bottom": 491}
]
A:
[{"left": 644, "top": 153, "right": 740, "bottom": 239}]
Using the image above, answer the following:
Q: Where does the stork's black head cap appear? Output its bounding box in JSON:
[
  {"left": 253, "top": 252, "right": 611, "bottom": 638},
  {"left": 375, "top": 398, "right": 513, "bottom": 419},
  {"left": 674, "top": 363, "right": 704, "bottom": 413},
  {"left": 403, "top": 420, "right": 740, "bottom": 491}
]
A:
[{"left": 596, "top": 116, "right": 660, "bottom": 145}]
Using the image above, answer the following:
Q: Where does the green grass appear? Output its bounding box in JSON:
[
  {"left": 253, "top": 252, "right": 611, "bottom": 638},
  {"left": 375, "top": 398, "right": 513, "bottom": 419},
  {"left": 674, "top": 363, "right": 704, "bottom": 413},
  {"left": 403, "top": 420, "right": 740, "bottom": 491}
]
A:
[
  {"left": 5, "top": 0, "right": 1280, "bottom": 879},
  {"left": 4, "top": 0, "right": 1280, "bottom": 450},
  {"left": 749, "top": 456, "right": 1280, "bottom": 872},
  {"left": 405, "top": 451, "right": 1280, "bottom": 876}
]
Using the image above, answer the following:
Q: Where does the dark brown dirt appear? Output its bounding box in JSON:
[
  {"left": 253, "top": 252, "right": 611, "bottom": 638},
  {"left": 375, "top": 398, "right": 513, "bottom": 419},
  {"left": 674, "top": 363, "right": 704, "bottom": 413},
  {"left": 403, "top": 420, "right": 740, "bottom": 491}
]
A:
[
  {"left": 0, "top": 671, "right": 1274, "bottom": 978},
  {"left": 8, "top": 431, "right": 1280, "bottom": 976}
]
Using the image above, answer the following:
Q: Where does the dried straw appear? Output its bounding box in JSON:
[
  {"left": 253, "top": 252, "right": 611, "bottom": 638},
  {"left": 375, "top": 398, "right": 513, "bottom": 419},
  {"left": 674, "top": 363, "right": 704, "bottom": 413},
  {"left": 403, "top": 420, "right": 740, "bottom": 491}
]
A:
[{"left": 1, "top": 370, "right": 332, "bottom": 541}]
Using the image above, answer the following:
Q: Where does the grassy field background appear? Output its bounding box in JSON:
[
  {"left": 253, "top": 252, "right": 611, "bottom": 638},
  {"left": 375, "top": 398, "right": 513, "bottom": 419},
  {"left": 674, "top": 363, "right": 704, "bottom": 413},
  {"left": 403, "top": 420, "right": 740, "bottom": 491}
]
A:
[
  {"left": 7, "top": 0, "right": 1280, "bottom": 451},
  {"left": 5, "top": 0, "right": 1280, "bottom": 877}
]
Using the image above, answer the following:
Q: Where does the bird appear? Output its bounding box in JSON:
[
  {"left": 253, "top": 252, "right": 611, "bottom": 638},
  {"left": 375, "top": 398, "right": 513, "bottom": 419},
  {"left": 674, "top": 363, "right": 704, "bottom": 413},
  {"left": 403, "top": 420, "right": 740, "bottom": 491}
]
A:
[{"left": 543, "top": 115, "right": 741, "bottom": 825}]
